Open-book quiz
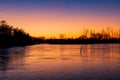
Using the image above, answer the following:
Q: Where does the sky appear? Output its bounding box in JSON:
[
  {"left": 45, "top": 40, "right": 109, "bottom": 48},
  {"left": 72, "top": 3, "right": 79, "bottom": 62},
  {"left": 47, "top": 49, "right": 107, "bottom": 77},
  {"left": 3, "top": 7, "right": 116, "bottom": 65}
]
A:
[{"left": 0, "top": 0, "right": 120, "bottom": 38}]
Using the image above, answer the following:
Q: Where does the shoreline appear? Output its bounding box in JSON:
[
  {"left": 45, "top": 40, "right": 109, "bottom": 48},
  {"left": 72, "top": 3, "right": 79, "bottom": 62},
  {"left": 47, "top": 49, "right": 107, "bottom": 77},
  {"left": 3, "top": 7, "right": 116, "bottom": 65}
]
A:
[{"left": 0, "top": 42, "right": 119, "bottom": 48}]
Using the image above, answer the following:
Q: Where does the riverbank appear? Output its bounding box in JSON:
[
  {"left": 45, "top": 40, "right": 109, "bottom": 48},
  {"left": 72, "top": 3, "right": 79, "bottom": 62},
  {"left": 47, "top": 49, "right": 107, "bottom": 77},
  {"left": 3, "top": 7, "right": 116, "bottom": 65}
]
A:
[{"left": 0, "top": 20, "right": 120, "bottom": 48}]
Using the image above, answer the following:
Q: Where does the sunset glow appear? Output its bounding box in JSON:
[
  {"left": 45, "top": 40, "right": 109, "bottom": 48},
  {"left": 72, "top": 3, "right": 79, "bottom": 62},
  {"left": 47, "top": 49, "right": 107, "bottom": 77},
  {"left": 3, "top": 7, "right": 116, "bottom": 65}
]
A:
[{"left": 0, "top": 0, "right": 120, "bottom": 38}]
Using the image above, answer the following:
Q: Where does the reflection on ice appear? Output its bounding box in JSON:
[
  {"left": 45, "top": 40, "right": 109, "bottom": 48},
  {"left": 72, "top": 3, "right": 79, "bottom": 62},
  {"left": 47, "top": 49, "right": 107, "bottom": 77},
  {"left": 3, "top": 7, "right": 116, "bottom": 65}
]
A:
[
  {"left": 0, "top": 47, "right": 27, "bottom": 72},
  {"left": 0, "top": 44, "right": 120, "bottom": 80}
]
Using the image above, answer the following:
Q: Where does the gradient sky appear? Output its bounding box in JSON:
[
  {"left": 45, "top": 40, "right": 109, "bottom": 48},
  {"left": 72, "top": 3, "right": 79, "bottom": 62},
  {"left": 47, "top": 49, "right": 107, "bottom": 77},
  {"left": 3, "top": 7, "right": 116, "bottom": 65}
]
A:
[{"left": 0, "top": 0, "right": 120, "bottom": 38}]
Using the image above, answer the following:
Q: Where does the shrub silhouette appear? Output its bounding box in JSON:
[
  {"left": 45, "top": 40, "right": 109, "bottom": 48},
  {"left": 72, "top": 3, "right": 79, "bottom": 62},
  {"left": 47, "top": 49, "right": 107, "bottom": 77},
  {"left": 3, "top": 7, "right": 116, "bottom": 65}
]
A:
[
  {"left": 0, "top": 20, "right": 32, "bottom": 47},
  {"left": 0, "top": 20, "right": 120, "bottom": 47}
]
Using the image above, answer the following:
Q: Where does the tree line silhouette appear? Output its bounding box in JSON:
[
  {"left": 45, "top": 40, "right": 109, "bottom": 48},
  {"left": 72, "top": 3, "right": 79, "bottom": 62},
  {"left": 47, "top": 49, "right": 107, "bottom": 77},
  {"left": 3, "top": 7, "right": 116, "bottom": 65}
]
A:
[
  {"left": 0, "top": 20, "right": 33, "bottom": 47},
  {"left": 46, "top": 28, "right": 120, "bottom": 44},
  {"left": 0, "top": 20, "right": 120, "bottom": 47}
]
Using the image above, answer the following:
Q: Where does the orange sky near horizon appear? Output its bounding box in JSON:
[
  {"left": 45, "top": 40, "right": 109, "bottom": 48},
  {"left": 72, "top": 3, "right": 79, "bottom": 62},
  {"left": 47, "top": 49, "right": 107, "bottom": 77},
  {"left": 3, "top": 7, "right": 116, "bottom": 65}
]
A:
[
  {"left": 0, "top": 0, "right": 120, "bottom": 39},
  {"left": 0, "top": 10, "right": 120, "bottom": 38}
]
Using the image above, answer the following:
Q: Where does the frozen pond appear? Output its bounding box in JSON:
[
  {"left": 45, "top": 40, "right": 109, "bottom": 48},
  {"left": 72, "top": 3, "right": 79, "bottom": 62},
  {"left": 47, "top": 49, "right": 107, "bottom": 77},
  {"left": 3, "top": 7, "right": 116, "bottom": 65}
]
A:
[{"left": 0, "top": 44, "right": 120, "bottom": 80}]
